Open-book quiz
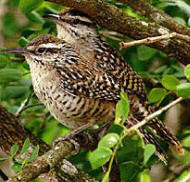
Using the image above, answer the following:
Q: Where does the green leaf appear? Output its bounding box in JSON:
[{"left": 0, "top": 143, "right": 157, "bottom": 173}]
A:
[
  {"left": 120, "top": 161, "right": 140, "bottom": 182},
  {"left": 19, "top": 37, "right": 29, "bottom": 47},
  {"left": 0, "top": 55, "right": 9, "bottom": 68},
  {"left": 98, "top": 133, "right": 119, "bottom": 149},
  {"left": 115, "top": 92, "right": 129, "bottom": 124},
  {"left": 102, "top": 172, "right": 109, "bottom": 182},
  {"left": 3, "top": 14, "right": 20, "bottom": 37},
  {"left": 154, "top": 65, "right": 167, "bottom": 74},
  {"left": 161, "top": 75, "right": 180, "bottom": 90},
  {"left": 174, "top": 168, "right": 190, "bottom": 182},
  {"left": 0, "top": 68, "right": 22, "bottom": 83},
  {"left": 174, "top": 17, "right": 186, "bottom": 25},
  {"left": 29, "top": 145, "right": 39, "bottom": 162},
  {"left": 20, "top": 138, "right": 30, "bottom": 155},
  {"left": 26, "top": 11, "right": 45, "bottom": 24},
  {"left": 4, "top": 86, "right": 29, "bottom": 99},
  {"left": 138, "top": 169, "right": 151, "bottom": 182},
  {"left": 89, "top": 147, "right": 112, "bottom": 169},
  {"left": 182, "top": 135, "right": 190, "bottom": 147},
  {"left": 33, "top": 179, "right": 44, "bottom": 182},
  {"left": 177, "top": 83, "right": 190, "bottom": 98},
  {"left": 143, "top": 144, "right": 155, "bottom": 165},
  {"left": 184, "top": 64, "right": 190, "bottom": 81},
  {"left": 11, "top": 144, "right": 19, "bottom": 158},
  {"left": 148, "top": 88, "right": 167, "bottom": 103},
  {"left": 137, "top": 45, "right": 156, "bottom": 61},
  {"left": 0, "top": 157, "right": 9, "bottom": 162},
  {"left": 117, "top": 134, "right": 144, "bottom": 164},
  {"left": 108, "top": 124, "right": 125, "bottom": 135},
  {"left": 11, "top": 163, "right": 23, "bottom": 173},
  {"left": 19, "top": 0, "right": 43, "bottom": 13}
]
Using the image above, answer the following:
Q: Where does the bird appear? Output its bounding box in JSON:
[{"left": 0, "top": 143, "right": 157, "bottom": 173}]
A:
[
  {"left": 42, "top": 9, "right": 184, "bottom": 157},
  {"left": 1, "top": 10, "right": 183, "bottom": 163},
  {"left": 1, "top": 33, "right": 180, "bottom": 162}
]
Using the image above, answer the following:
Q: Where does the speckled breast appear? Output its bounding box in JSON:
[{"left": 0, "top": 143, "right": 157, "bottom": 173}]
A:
[{"left": 29, "top": 63, "right": 115, "bottom": 129}]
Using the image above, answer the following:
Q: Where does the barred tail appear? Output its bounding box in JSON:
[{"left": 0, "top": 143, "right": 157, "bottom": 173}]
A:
[
  {"left": 139, "top": 127, "right": 167, "bottom": 164},
  {"left": 127, "top": 116, "right": 167, "bottom": 164},
  {"left": 130, "top": 97, "right": 184, "bottom": 156},
  {"left": 144, "top": 104, "right": 184, "bottom": 155},
  {"left": 147, "top": 116, "right": 184, "bottom": 155}
]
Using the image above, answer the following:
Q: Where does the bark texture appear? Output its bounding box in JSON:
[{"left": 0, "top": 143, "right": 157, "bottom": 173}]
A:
[
  {"left": 118, "top": 0, "right": 190, "bottom": 36},
  {"left": 46, "top": 0, "right": 190, "bottom": 65},
  {"left": 0, "top": 106, "right": 98, "bottom": 182}
]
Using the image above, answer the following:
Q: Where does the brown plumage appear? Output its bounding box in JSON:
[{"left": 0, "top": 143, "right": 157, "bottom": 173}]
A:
[
  {"left": 2, "top": 9, "right": 183, "bottom": 163},
  {"left": 44, "top": 9, "right": 183, "bottom": 158}
]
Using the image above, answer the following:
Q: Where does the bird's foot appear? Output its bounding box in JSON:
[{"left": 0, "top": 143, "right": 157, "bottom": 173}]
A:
[
  {"left": 53, "top": 137, "right": 80, "bottom": 156},
  {"left": 53, "top": 122, "right": 94, "bottom": 155},
  {"left": 76, "top": 120, "right": 112, "bottom": 150}
]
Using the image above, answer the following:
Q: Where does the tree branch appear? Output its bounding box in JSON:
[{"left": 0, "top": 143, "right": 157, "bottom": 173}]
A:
[
  {"left": 0, "top": 106, "right": 98, "bottom": 182},
  {"left": 45, "top": 0, "right": 190, "bottom": 65},
  {"left": 120, "top": 32, "right": 190, "bottom": 49},
  {"left": 118, "top": 0, "right": 190, "bottom": 36},
  {"left": 7, "top": 141, "right": 74, "bottom": 182}
]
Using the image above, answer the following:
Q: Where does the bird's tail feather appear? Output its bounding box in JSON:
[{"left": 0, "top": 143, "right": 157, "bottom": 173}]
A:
[
  {"left": 127, "top": 116, "right": 167, "bottom": 164},
  {"left": 147, "top": 114, "right": 184, "bottom": 155},
  {"left": 137, "top": 101, "right": 184, "bottom": 155},
  {"left": 139, "top": 127, "right": 167, "bottom": 164}
]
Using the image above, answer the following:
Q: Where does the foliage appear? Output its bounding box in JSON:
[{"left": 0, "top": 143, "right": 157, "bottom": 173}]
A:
[
  {"left": 0, "top": 138, "right": 39, "bottom": 173},
  {"left": 1, "top": 0, "right": 190, "bottom": 181}
]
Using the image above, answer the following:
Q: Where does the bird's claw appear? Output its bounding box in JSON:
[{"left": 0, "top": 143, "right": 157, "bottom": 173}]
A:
[{"left": 53, "top": 136, "right": 80, "bottom": 156}]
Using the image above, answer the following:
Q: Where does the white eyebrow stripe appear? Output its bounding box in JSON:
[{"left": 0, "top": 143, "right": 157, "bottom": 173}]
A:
[
  {"left": 40, "top": 43, "right": 62, "bottom": 49},
  {"left": 74, "top": 16, "right": 92, "bottom": 23}
]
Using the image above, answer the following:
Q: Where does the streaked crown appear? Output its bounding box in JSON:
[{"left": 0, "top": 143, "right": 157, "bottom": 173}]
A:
[
  {"left": 44, "top": 10, "right": 99, "bottom": 42},
  {"left": 26, "top": 34, "right": 66, "bottom": 64},
  {"left": 1, "top": 35, "right": 70, "bottom": 65}
]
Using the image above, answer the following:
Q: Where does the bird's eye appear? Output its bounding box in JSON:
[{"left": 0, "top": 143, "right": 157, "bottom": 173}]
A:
[
  {"left": 72, "top": 19, "right": 80, "bottom": 25},
  {"left": 37, "top": 48, "right": 46, "bottom": 54}
]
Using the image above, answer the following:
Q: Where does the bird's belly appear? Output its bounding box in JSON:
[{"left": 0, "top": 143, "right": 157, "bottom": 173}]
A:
[
  {"left": 45, "top": 92, "right": 115, "bottom": 129},
  {"left": 36, "top": 87, "right": 115, "bottom": 129},
  {"left": 31, "top": 69, "right": 115, "bottom": 129}
]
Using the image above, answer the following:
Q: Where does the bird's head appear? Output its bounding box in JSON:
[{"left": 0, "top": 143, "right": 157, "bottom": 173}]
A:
[
  {"left": 1, "top": 35, "right": 68, "bottom": 65},
  {"left": 44, "top": 9, "right": 99, "bottom": 44}
]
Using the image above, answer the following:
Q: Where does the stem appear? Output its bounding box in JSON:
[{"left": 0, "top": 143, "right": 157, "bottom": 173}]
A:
[
  {"left": 16, "top": 103, "right": 44, "bottom": 117},
  {"left": 127, "top": 97, "right": 183, "bottom": 133},
  {"left": 120, "top": 33, "right": 190, "bottom": 49},
  {"left": 15, "top": 92, "right": 34, "bottom": 117}
]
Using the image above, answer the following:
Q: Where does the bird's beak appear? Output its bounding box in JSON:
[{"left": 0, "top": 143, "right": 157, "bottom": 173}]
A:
[
  {"left": 0, "top": 48, "right": 28, "bottom": 54},
  {"left": 43, "top": 14, "right": 60, "bottom": 21}
]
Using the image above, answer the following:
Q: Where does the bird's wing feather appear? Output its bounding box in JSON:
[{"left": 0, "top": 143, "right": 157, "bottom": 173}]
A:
[{"left": 57, "top": 42, "right": 146, "bottom": 102}]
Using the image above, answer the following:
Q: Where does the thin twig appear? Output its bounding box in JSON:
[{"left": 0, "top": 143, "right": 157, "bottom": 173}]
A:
[
  {"left": 120, "top": 33, "right": 190, "bottom": 49},
  {"left": 10, "top": 57, "right": 25, "bottom": 62},
  {"left": 99, "top": 30, "right": 128, "bottom": 41},
  {"left": 54, "top": 122, "right": 93, "bottom": 144},
  {"left": 16, "top": 103, "right": 44, "bottom": 117},
  {"left": 15, "top": 92, "right": 34, "bottom": 117},
  {"left": 127, "top": 97, "right": 183, "bottom": 133},
  {"left": 166, "top": 162, "right": 190, "bottom": 182}
]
